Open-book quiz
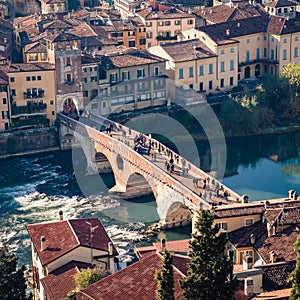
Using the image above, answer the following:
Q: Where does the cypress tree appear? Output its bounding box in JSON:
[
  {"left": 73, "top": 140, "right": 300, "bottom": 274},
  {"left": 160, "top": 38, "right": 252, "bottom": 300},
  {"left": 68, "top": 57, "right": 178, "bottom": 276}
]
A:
[
  {"left": 155, "top": 250, "right": 175, "bottom": 300},
  {"left": 0, "top": 245, "right": 28, "bottom": 300},
  {"left": 290, "top": 237, "right": 300, "bottom": 300},
  {"left": 180, "top": 209, "right": 237, "bottom": 300}
]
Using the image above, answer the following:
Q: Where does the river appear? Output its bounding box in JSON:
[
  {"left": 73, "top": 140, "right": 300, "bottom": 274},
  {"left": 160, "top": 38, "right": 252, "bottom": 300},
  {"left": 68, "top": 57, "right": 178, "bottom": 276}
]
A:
[{"left": 1, "top": 131, "right": 300, "bottom": 266}]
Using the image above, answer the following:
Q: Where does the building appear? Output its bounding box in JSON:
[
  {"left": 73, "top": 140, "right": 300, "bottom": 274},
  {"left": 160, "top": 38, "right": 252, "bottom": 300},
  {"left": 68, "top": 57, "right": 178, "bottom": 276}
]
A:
[
  {"left": 76, "top": 251, "right": 186, "bottom": 300},
  {"left": 136, "top": 5, "right": 196, "bottom": 48},
  {"left": 26, "top": 212, "right": 118, "bottom": 300},
  {"left": 92, "top": 49, "right": 167, "bottom": 115},
  {"left": 45, "top": 32, "right": 84, "bottom": 114},
  {"left": 40, "top": 0, "right": 67, "bottom": 14},
  {"left": 149, "top": 38, "right": 237, "bottom": 92},
  {"left": 0, "top": 65, "right": 9, "bottom": 130},
  {"left": 7, "top": 62, "right": 56, "bottom": 129}
]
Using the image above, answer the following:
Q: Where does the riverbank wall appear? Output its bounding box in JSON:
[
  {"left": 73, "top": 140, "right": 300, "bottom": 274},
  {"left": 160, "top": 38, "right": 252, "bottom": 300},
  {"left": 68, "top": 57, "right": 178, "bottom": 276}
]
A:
[{"left": 0, "top": 127, "right": 59, "bottom": 158}]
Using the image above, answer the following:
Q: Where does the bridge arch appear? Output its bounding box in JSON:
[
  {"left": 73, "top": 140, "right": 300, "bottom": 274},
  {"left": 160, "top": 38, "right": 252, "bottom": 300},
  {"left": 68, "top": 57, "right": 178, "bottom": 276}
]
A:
[
  {"left": 124, "top": 172, "right": 154, "bottom": 199},
  {"left": 60, "top": 133, "right": 75, "bottom": 150},
  {"left": 94, "top": 151, "right": 113, "bottom": 174},
  {"left": 164, "top": 202, "right": 192, "bottom": 228}
]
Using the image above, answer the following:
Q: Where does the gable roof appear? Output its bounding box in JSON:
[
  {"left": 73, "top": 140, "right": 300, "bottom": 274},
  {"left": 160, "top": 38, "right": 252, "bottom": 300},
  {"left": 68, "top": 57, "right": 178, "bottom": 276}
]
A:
[
  {"left": 160, "top": 39, "right": 216, "bottom": 62},
  {"left": 26, "top": 217, "right": 117, "bottom": 266},
  {"left": 264, "top": 0, "right": 295, "bottom": 7},
  {"left": 41, "top": 261, "right": 92, "bottom": 300},
  {"left": 45, "top": 32, "right": 80, "bottom": 42},
  {"left": 24, "top": 41, "right": 47, "bottom": 53},
  {"left": 77, "top": 252, "right": 185, "bottom": 300}
]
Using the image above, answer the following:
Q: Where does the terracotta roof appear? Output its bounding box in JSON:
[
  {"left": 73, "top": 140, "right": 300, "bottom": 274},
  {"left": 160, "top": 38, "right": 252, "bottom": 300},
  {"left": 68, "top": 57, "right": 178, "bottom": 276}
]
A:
[
  {"left": 137, "top": 7, "right": 192, "bottom": 20},
  {"left": 41, "top": 261, "right": 92, "bottom": 300},
  {"left": 101, "top": 50, "right": 166, "bottom": 69},
  {"left": 261, "top": 262, "right": 295, "bottom": 290},
  {"left": 255, "top": 226, "right": 299, "bottom": 263},
  {"left": 111, "top": 20, "right": 135, "bottom": 31},
  {"left": 265, "top": 208, "right": 282, "bottom": 226},
  {"left": 172, "top": 255, "right": 189, "bottom": 276},
  {"left": 43, "top": 20, "right": 72, "bottom": 31},
  {"left": 26, "top": 217, "right": 117, "bottom": 266},
  {"left": 8, "top": 62, "right": 55, "bottom": 73},
  {"left": 265, "top": 0, "right": 295, "bottom": 7},
  {"left": 69, "top": 22, "right": 97, "bottom": 37},
  {"left": 45, "top": 32, "right": 80, "bottom": 42},
  {"left": 213, "top": 202, "right": 265, "bottom": 219},
  {"left": 160, "top": 39, "right": 215, "bottom": 62},
  {"left": 77, "top": 252, "right": 185, "bottom": 300},
  {"left": 24, "top": 41, "right": 47, "bottom": 53},
  {"left": 153, "top": 239, "right": 190, "bottom": 253},
  {"left": 255, "top": 288, "right": 292, "bottom": 299}
]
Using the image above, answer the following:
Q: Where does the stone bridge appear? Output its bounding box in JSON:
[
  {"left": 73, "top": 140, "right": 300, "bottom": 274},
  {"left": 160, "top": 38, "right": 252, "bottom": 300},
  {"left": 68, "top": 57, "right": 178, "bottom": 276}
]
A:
[{"left": 58, "top": 113, "right": 243, "bottom": 228}]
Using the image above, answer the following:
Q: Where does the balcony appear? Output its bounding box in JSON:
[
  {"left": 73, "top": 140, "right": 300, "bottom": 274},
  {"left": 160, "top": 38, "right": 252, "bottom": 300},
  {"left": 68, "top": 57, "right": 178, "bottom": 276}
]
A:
[
  {"left": 11, "top": 103, "right": 47, "bottom": 116},
  {"left": 23, "top": 90, "right": 45, "bottom": 99},
  {"left": 239, "top": 58, "right": 279, "bottom": 67},
  {"left": 11, "top": 116, "right": 50, "bottom": 129}
]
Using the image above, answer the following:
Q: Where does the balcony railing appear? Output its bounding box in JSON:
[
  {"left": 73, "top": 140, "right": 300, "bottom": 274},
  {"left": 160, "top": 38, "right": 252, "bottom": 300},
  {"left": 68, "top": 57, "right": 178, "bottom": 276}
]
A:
[
  {"left": 239, "top": 58, "right": 279, "bottom": 66},
  {"left": 156, "top": 35, "right": 177, "bottom": 41},
  {"left": 23, "top": 91, "right": 45, "bottom": 99},
  {"left": 11, "top": 103, "right": 47, "bottom": 116},
  {"left": 11, "top": 117, "right": 50, "bottom": 129}
]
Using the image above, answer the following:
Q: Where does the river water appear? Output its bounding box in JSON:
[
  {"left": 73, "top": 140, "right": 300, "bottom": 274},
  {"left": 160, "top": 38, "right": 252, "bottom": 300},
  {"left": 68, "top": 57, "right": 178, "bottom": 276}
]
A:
[{"left": 1, "top": 131, "right": 300, "bottom": 266}]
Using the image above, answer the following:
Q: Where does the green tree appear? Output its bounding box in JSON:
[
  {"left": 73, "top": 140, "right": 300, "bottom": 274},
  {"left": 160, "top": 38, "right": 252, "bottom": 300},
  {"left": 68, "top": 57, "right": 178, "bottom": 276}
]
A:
[
  {"left": 67, "top": 0, "right": 80, "bottom": 11},
  {"left": 75, "top": 268, "right": 109, "bottom": 290},
  {"left": 155, "top": 250, "right": 175, "bottom": 300},
  {"left": 281, "top": 63, "right": 300, "bottom": 96},
  {"left": 290, "top": 237, "right": 300, "bottom": 300},
  {"left": 0, "top": 245, "right": 28, "bottom": 300},
  {"left": 205, "top": 0, "right": 213, "bottom": 7},
  {"left": 180, "top": 209, "right": 237, "bottom": 300}
]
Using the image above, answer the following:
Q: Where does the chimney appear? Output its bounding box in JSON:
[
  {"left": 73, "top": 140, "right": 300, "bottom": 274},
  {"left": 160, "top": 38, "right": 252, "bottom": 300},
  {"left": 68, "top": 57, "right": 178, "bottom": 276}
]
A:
[
  {"left": 59, "top": 210, "right": 63, "bottom": 221},
  {"left": 161, "top": 238, "right": 166, "bottom": 252},
  {"left": 269, "top": 250, "right": 277, "bottom": 263},
  {"left": 242, "top": 195, "right": 249, "bottom": 203},
  {"left": 250, "top": 234, "right": 255, "bottom": 245},
  {"left": 243, "top": 254, "right": 253, "bottom": 270},
  {"left": 288, "top": 189, "right": 295, "bottom": 199},
  {"left": 41, "top": 236, "right": 46, "bottom": 251},
  {"left": 108, "top": 242, "right": 113, "bottom": 256},
  {"left": 267, "top": 222, "right": 272, "bottom": 237},
  {"left": 226, "top": 29, "right": 230, "bottom": 35}
]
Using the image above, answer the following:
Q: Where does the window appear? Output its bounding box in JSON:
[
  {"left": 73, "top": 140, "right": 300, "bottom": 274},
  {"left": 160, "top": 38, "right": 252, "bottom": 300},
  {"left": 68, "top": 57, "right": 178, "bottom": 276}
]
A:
[
  {"left": 158, "top": 21, "right": 164, "bottom": 26},
  {"left": 2, "top": 98, "right": 6, "bottom": 105},
  {"left": 109, "top": 73, "right": 118, "bottom": 82},
  {"left": 129, "top": 40, "right": 135, "bottom": 47},
  {"left": 271, "top": 49, "right": 275, "bottom": 60},
  {"left": 264, "top": 47, "right": 267, "bottom": 57},
  {"left": 91, "top": 76, "right": 97, "bottom": 82},
  {"left": 165, "top": 21, "right": 171, "bottom": 26},
  {"left": 217, "top": 222, "right": 228, "bottom": 231},
  {"left": 32, "top": 76, "right": 36, "bottom": 81},
  {"left": 146, "top": 21, "right": 152, "bottom": 27},
  {"left": 199, "top": 65, "right": 204, "bottom": 76},
  {"left": 220, "top": 61, "right": 225, "bottom": 72},
  {"left": 178, "top": 68, "right": 183, "bottom": 79},
  {"left": 208, "top": 80, "right": 212, "bottom": 90},
  {"left": 50, "top": 100, "right": 54, "bottom": 105},
  {"left": 83, "top": 68, "right": 87, "bottom": 72},
  {"left": 230, "top": 76, "right": 234, "bottom": 86},
  {"left": 257, "top": 36, "right": 261, "bottom": 41},
  {"left": 37, "top": 76, "right": 41, "bottom": 81},
  {"left": 66, "top": 74, "right": 72, "bottom": 82},
  {"left": 83, "top": 90, "right": 88, "bottom": 97},
  {"left": 230, "top": 47, "right": 234, "bottom": 53},
  {"left": 264, "top": 35, "right": 267, "bottom": 41},
  {"left": 11, "top": 89, "right": 16, "bottom": 96},
  {"left": 65, "top": 57, "right": 71, "bottom": 66},
  {"left": 154, "top": 67, "right": 159, "bottom": 76},
  {"left": 295, "top": 36, "right": 299, "bottom": 41},
  {"left": 271, "top": 37, "right": 274, "bottom": 42},
  {"left": 83, "top": 77, "right": 87, "bottom": 83},
  {"left": 175, "top": 20, "right": 181, "bottom": 25},
  {"left": 189, "top": 67, "right": 194, "bottom": 78},
  {"left": 245, "top": 219, "right": 254, "bottom": 226},
  {"left": 187, "top": 19, "right": 194, "bottom": 25},
  {"left": 295, "top": 47, "right": 298, "bottom": 58},
  {"left": 283, "top": 49, "right": 287, "bottom": 60},
  {"left": 208, "top": 64, "right": 213, "bottom": 74},
  {"left": 220, "top": 78, "right": 224, "bottom": 88},
  {"left": 283, "top": 38, "right": 287, "bottom": 43},
  {"left": 230, "top": 60, "right": 234, "bottom": 71},
  {"left": 122, "top": 71, "right": 130, "bottom": 81},
  {"left": 220, "top": 49, "right": 225, "bottom": 54},
  {"left": 246, "top": 50, "right": 250, "bottom": 62},
  {"left": 94, "top": 67, "right": 97, "bottom": 71},
  {"left": 256, "top": 48, "right": 260, "bottom": 60},
  {"left": 199, "top": 82, "right": 204, "bottom": 91},
  {"left": 246, "top": 38, "right": 250, "bottom": 44},
  {"left": 26, "top": 76, "right": 31, "bottom": 81},
  {"left": 2, "top": 111, "right": 8, "bottom": 119},
  {"left": 10, "top": 77, "right": 15, "bottom": 83},
  {"left": 137, "top": 69, "right": 145, "bottom": 78}
]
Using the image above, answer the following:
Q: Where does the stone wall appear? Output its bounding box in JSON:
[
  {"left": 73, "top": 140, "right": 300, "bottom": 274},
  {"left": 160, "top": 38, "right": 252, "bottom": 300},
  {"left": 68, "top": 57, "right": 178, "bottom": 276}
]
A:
[{"left": 0, "top": 127, "right": 59, "bottom": 156}]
